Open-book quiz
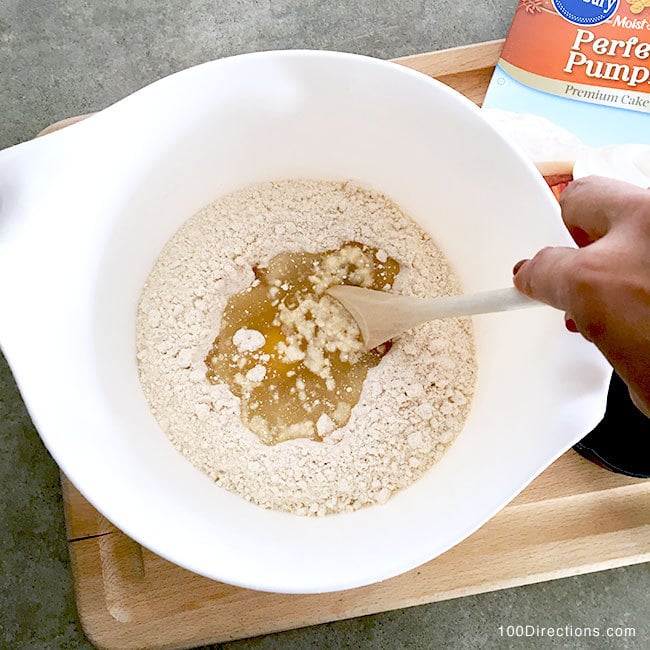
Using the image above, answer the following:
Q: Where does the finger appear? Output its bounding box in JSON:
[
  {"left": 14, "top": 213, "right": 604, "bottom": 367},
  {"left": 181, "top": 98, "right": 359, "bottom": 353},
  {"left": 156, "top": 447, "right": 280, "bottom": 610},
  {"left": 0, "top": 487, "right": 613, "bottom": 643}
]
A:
[
  {"left": 513, "top": 246, "right": 581, "bottom": 311},
  {"left": 512, "top": 259, "right": 528, "bottom": 275},
  {"left": 513, "top": 258, "right": 582, "bottom": 328},
  {"left": 560, "top": 176, "right": 649, "bottom": 245}
]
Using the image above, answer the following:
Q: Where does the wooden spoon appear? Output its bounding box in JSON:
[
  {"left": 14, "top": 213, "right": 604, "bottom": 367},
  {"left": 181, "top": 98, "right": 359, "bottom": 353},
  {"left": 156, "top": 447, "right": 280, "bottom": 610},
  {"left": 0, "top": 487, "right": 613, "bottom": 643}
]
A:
[{"left": 326, "top": 285, "right": 541, "bottom": 351}]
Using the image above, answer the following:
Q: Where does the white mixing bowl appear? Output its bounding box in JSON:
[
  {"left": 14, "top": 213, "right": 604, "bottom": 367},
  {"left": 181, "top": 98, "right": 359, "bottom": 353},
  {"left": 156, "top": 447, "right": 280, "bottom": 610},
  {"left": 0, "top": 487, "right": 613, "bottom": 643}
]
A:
[{"left": 0, "top": 50, "right": 610, "bottom": 593}]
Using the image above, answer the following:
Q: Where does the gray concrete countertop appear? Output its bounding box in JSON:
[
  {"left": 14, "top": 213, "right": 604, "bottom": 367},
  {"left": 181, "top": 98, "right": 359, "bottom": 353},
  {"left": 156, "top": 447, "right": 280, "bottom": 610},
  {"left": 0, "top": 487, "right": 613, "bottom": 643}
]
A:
[{"left": 0, "top": 2, "right": 648, "bottom": 648}]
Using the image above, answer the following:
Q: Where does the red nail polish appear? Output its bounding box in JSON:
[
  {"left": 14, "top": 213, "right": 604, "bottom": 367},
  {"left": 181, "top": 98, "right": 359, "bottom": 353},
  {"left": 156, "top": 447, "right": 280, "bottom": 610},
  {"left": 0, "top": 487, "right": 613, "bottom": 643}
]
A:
[
  {"left": 569, "top": 226, "right": 592, "bottom": 248},
  {"left": 565, "top": 317, "right": 578, "bottom": 333},
  {"left": 513, "top": 259, "right": 529, "bottom": 275}
]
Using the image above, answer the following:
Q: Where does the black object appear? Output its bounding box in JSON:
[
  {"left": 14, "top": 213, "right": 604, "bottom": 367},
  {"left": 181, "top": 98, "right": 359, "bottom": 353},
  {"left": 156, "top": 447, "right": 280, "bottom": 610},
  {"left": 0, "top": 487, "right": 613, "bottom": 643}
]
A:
[{"left": 573, "top": 372, "right": 650, "bottom": 478}]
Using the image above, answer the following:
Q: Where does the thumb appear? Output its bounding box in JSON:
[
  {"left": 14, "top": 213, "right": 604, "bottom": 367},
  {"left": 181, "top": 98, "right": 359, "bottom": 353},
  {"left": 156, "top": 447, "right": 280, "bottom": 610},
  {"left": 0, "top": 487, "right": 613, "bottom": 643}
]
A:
[{"left": 513, "top": 246, "right": 582, "bottom": 312}]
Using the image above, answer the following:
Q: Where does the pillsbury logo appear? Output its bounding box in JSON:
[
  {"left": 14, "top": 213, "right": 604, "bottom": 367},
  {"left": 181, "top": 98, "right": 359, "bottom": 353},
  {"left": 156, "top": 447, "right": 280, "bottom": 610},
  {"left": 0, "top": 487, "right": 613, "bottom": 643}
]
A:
[{"left": 552, "top": 0, "right": 620, "bottom": 26}]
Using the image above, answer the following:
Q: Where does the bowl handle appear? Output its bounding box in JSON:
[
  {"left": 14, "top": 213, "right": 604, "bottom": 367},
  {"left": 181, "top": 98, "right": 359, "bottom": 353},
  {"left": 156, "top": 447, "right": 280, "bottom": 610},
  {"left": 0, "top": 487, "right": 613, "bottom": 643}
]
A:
[
  {"left": 0, "top": 126, "right": 85, "bottom": 344},
  {"left": 0, "top": 113, "right": 93, "bottom": 257}
]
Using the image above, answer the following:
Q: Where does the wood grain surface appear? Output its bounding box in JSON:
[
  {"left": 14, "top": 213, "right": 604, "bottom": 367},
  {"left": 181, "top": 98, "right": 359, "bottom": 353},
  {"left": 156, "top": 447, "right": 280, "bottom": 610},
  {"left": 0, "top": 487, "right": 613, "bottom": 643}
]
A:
[{"left": 53, "top": 39, "right": 650, "bottom": 650}]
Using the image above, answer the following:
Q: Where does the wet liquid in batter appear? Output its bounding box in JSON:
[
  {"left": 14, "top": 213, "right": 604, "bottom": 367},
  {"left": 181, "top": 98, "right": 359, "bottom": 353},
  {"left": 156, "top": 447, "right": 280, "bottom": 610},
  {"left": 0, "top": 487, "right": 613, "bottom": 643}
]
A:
[{"left": 205, "top": 242, "right": 400, "bottom": 444}]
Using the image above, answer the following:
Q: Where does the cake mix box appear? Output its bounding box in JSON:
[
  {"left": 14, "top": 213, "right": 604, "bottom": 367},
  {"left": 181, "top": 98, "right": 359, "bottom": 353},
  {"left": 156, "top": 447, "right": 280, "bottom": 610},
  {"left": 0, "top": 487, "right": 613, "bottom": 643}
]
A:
[{"left": 482, "top": 0, "right": 650, "bottom": 193}]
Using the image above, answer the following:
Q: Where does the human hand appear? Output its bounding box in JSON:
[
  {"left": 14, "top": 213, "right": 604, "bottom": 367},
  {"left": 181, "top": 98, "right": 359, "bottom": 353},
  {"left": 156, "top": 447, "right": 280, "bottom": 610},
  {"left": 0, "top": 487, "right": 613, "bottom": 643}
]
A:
[{"left": 513, "top": 176, "right": 650, "bottom": 417}]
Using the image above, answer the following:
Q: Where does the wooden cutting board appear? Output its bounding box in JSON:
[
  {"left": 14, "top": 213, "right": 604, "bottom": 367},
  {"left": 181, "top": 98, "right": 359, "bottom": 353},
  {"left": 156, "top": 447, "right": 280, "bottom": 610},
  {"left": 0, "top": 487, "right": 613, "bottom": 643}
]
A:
[{"left": 50, "top": 39, "right": 650, "bottom": 650}]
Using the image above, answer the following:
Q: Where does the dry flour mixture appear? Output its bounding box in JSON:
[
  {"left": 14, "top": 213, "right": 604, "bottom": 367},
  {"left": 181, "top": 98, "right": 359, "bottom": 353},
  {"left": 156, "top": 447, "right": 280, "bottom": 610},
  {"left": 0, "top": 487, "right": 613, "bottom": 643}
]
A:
[{"left": 136, "top": 179, "right": 477, "bottom": 515}]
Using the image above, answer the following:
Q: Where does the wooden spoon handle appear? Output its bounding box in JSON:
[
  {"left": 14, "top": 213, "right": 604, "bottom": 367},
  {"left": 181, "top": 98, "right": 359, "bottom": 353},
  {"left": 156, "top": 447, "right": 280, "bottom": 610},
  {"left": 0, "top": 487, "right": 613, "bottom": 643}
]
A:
[
  {"left": 416, "top": 287, "right": 536, "bottom": 320},
  {"left": 327, "top": 285, "right": 542, "bottom": 351}
]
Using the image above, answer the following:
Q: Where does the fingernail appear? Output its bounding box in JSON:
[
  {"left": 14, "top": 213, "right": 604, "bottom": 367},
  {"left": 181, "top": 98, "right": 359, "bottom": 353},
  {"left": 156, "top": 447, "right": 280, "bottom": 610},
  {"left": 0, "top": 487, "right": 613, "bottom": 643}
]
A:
[
  {"left": 565, "top": 317, "right": 578, "bottom": 333},
  {"left": 512, "top": 259, "right": 529, "bottom": 276}
]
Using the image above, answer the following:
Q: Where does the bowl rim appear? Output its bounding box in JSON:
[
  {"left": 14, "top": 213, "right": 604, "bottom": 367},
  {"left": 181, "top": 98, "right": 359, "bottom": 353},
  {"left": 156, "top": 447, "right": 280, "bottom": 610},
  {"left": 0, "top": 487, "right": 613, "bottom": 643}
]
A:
[{"left": 0, "top": 48, "right": 610, "bottom": 594}]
